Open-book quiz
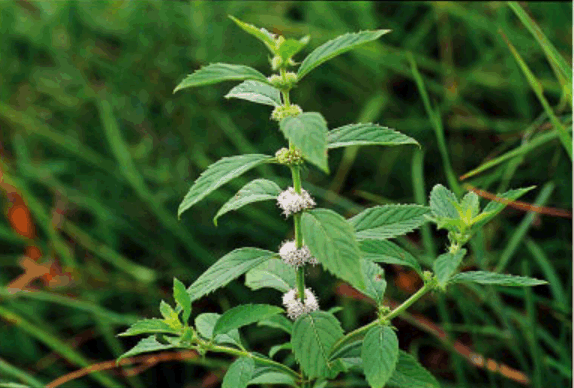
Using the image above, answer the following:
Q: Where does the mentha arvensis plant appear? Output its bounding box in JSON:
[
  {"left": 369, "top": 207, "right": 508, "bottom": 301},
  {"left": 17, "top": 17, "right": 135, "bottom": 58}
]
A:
[{"left": 116, "top": 17, "right": 548, "bottom": 388}]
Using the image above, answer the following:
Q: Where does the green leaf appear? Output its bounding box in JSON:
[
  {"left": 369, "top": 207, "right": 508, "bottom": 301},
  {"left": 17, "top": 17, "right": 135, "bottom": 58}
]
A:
[
  {"left": 387, "top": 351, "right": 441, "bottom": 388},
  {"left": 291, "top": 311, "right": 344, "bottom": 378},
  {"left": 214, "top": 178, "right": 282, "bottom": 226},
  {"left": 297, "top": 30, "right": 391, "bottom": 80},
  {"left": 327, "top": 123, "right": 419, "bottom": 149},
  {"left": 117, "top": 336, "right": 176, "bottom": 363},
  {"left": 187, "top": 248, "right": 276, "bottom": 302},
  {"left": 213, "top": 304, "right": 284, "bottom": 336},
  {"left": 279, "top": 112, "right": 329, "bottom": 173},
  {"left": 249, "top": 366, "right": 297, "bottom": 386},
  {"left": 450, "top": 271, "right": 548, "bottom": 287},
  {"left": 473, "top": 186, "right": 536, "bottom": 228},
  {"left": 433, "top": 249, "right": 467, "bottom": 288},
  {"left": 173, "top": 278, "right": 191, "bottom": 323},
  {"left": 117, "top": 319, "right": 178, "bottom": 337},
  {"left": 195, "top": 313, "right": 242, "bottom": 347},
  {"left": 225, "top": 81, "right": 282, "bottom": 107},
  {"left": 159, "top": 301, "right": 181, "bottom": 329},
  {"left": 357, "top": 260, "right": 387, "bottom": 305},
  {"left": 359, "top": 240, "right": 422, "bottom": 275},
  {"left": 277, "top": 36, "right": 311, "bottom": 61},
  {"left": 178, "top": 154, "right": 273, "bottom": 218},
  {"left": 245, "top": 258, "right": 297, "bottom": 292},
  {"left": 229, "top": 16, "right": 277, "bottom": 53},
  {"left": 461, "top": 192, "right": 480, "bottom": 221},
  {"left": 361, "top": 325, "right": 399, "bottom": 388},
  {"left": 269, "top": 343, "right": 292, "bottom": 358},
  {"left": 429, "top": 184, "right": 459, "bottom": 219},
  {"left": 257, "top": 314, "right": 293, "bottom": 335},
  {"left": 302, "top": 209, "right": 365, "bottom": 290},
  {"left": 173, "top": 64, "right": 268, "bottom": 93},
  {"left": 349, "top": 205, "right": 430, "bottom": 240},
  {"left": 222, "top": 357, "right": 255, "bottom": 388}
]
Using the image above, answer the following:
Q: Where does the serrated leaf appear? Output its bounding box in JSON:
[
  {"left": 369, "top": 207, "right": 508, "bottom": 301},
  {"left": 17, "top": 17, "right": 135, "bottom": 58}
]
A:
[
  {"left": 302, "top": 209, "right": 365, "bottom": 290},
  {"left": 195, "top": 313, "right": 242, "bottom": 347},
  {"left": 327, "top": 123, "right": 419, "bottom": 149},
  {"left": 118, "top": 319, "right": 178, "bottom": 337},
  {"left": 249, "top": 366, "right": 297, "bottom": 386},
  {"left": 214, "top": 178, "right": 282, "bottom": 226},
  {"left": 357, "top": 260, "right": 387, "bottom": 305},
  {"left": 214, "top": 304, "right": 284, "bottom": 336},
  {"left": 450, "top": 271, "right": 548, "bottom": 287},
  {"left": 461, "top": 192, "right": 480, "bottom": 220},
  {"left": 222, "top": 357, "right": 255, "bottom": 388},
  {"left": 257, "top": 314, "right": 293, "bottom": 334},
  {"left": 429, "top": 184, "right": 459, "bottom": 219},
  {"left": 173, "top": 278, "right": 191, "bottom": 323},
  {"left": 117, "top": 336, "right": 176, "bottom": 363},
  {"left": 473, "top": 186, "right": 536, "bottom": 228},
  {"left": 387, "top": 351, "right": 441, "bottom": 388},
  {"left": 361, "top": 325, "right": 399, "bottom": 388},
  {"left": 277, "top": 36, "right": 311, "bottom": 60},
  {"left": 245, "top": 258, "right": 296, "bottom": 292},
  {"left": 187, "top": 248, "right": 276, "bottom": 302},
  {"left": 229, "top": 16, "right": 277, "bottom": 53},
  {"left": 360, "top": 240, "right": 422, "bottom": 275},
  {"left": 329, "top": 340, "right": 362, "bottom": 361},
  {"left": 178, "top": 154, "right": 273, "bottom": 218},
  {"left": 173, "top": 64, "right": 268, "bottom": 93},
  {"left": 280, "top": 113, "right": 329, "bottom": 173},
  {"left": 433, "top": 249, "right": 467, "bottom": 288},
  {"left": 159, "top": 300, "right": 181, "bottom": 329},
  {"left": 291, "top": 311, "right": 344, "bottom": 378},
  {"left": 269, "top": 342, "right": 292, "bottom": 358},
  {"left": 297, "top": 30, "right": 391, "bottom": 79},
  {"left": 225, "top": 81, "right": 282, "bottom": 107},
  {"left": 350, "top": 205, "right": 430, "bottom": 240}
]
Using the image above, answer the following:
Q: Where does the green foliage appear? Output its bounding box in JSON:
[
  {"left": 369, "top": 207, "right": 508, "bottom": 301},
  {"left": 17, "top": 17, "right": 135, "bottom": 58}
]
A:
[
  {"left": 195, "top": 313, "right": 242, "bottom": 347},
  {"left": 173, "top": 278, "right": 192, "bottom": 323},
  {"left": 173, "top": 64, "right": 269, "bottom": 92},
  {"left": 214, "top": 178, "right": 282, "bottom": 226},
  {"left": 222, "top": 357, "right": 255, "bottom": 388},
  {"left": 361, "top": 325, "right": 399, "bottom": 388},
  {"left": 279, "top": 113, "right": 329, "bottom": 173},
  {"left": 357, "top": 260, "right": 387, "bottom": 305},
  {"left": 213, "top": 304, "right": 284, "bottom": 336},
  {"left": 359, "top": 240, "right": 422, "bottom": 275},
  {"left": 349, "top": 205, "right": 430, "bottom": 240},
  {"left": 225, "top": 81, "right": 282, "bottom": 107},
  {"left": 297, "top": 30, "right": 392, "bottom": 79},
  {"left": 450, "top": 271, "right": 548, "bottom": 287},
  {"left": 117, "top": 336, "right": 177, "bottom": 363},
  {"left": 178, "top": 154, "right": 274, "bottom": 218},
  {"left": 327, "top": 123, "right": 420, "bottom": 149},
  {"left": 302, "top": 208, "right": 365, "bottom": 290},
  {"left": 433, "top": 249, "right": 467, "bottom": 289},
  {"left": 245, "top": 258, "right": 297, "bottom": 292},
  {"left": 187, "top": 248, "right": 277, "bottom": 302},
  {"left": 291, "top": 311, "right": 344, "bottom": 378},
  {"left": 388, "top": 351, "right": 441, "bottom": 388}
]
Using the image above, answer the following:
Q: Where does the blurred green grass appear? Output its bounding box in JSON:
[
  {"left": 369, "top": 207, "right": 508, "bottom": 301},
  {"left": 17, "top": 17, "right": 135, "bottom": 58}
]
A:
[{"left": 0, "top": 1, "right": 571, "bottom": 387}]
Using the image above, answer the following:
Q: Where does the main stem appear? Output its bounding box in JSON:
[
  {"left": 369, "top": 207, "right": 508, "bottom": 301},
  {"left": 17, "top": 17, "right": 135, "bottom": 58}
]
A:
[{"left": 290, "top": 164, "right": 306, "bottom": 304}]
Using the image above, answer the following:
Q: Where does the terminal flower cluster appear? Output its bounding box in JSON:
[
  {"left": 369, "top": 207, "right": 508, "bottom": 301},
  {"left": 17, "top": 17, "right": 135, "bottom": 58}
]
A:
[
  {"left": 277, "top": 187, "right": 316, "bottom": 217},
  {"left": 282, "top": 287, "right": 320, "bottom": 320}
]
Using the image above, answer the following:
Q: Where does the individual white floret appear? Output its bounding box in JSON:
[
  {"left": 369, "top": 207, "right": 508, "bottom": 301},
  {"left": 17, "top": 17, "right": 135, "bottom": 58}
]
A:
[
  {"left": 279, "top": 240, "right": 317, "bottom": 267},
  {"left": 282, "top": 288, "right": 320, "bottom": 320},
  {"left": 277, "top": 187, "right": 316, "bottom": 217}
]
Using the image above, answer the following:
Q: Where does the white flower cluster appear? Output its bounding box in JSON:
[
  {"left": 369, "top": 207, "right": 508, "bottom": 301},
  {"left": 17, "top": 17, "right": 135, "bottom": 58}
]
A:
[
  {"left": 279, "top": 240, "right": 319, "bottom": 267},
  {"left": 277, "top": 187, "right": 315, "bottom": 217},
  {"left": 282, "top": 288, "right": 319, "bottom": 320}
]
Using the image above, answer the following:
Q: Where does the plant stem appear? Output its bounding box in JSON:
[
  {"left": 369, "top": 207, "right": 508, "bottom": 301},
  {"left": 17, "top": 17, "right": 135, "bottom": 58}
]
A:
[
  {"left": 290, "top": 165, "right": 306, "bottom": 303},
  {"left": 206, "top": 343, "right": 301, "bottom": 380},
  {"left": 331, "top": 281, "right": 433, "bottom": 351}
]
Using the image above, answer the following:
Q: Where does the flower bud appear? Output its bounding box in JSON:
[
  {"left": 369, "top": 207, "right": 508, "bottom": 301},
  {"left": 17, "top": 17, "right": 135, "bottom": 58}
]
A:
[{"left": 271, "top": 104, "right": 302, "bottom": 121}]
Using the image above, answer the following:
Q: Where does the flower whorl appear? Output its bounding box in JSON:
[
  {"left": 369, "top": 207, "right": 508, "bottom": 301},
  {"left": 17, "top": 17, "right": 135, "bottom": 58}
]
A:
[
  {"left": 282, "top": 288, "right": 319, "bottom": 320},
  {"left": 277, "top": 187, "right": 315, "bottom": 217},
  {"left": 279, "top": 240, "right": 318, "bottom": 267}
]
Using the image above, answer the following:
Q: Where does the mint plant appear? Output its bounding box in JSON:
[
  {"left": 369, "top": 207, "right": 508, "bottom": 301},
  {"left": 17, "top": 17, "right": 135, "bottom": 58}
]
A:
[{"left": 116, "top": 17, "right": 548, "bottom": 388}]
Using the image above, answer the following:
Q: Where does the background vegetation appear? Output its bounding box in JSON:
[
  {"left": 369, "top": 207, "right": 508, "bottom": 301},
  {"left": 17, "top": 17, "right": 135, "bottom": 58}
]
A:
[{"left": 0, "top": 1, "right": 571, "bottom": 387}]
